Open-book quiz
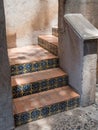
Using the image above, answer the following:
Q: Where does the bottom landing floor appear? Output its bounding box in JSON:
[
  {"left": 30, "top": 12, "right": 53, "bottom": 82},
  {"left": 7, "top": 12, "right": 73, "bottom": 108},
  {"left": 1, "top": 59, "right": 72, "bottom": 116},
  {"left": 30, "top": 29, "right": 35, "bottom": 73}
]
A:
[{"left": 15, "top": 88, "right": 98, "bottom": 130}]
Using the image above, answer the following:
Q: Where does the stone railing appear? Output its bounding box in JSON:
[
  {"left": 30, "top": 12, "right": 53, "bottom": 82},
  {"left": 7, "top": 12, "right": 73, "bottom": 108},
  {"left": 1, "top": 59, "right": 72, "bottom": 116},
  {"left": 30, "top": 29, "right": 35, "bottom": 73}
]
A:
[{"left": 59, "top": 14, "right": 98, "bottom": 106}]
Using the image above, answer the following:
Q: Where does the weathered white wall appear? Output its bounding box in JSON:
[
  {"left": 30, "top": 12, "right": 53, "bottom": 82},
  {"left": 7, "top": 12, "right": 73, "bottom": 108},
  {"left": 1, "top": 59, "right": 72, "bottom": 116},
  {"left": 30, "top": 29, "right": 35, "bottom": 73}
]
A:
[{"left": 4, "top": 0, "right": 58, "bottom": 48}]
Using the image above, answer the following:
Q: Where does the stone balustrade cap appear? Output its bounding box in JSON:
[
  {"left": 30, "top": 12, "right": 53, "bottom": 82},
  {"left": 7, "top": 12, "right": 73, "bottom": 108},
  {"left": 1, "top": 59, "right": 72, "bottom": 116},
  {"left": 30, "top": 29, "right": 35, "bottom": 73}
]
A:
[{"left": 64, "top": 14, "right": 98, "bottom": 40}]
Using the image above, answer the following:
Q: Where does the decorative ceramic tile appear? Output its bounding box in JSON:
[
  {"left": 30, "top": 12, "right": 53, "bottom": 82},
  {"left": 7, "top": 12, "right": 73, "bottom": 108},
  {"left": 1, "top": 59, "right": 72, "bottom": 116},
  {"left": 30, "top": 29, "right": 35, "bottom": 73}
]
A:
[
  {"left": 13, "top": 75, "right": 68, "bottom": 98},
  {"left": 41, "top": 107, "right": 50, "bottom": 117},
  {"left": 14, "top": 97, "right": 80, "bottom": 126},
  {"left": 31, "top": 109, "right": 40, "bottom": 120},
  {"left": 11, "top": 58, "right": 59, "bottom": 76}
]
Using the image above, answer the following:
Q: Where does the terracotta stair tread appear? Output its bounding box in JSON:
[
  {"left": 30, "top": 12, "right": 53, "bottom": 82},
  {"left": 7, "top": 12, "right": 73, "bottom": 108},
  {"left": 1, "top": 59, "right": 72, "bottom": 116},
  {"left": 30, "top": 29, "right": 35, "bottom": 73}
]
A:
[
  {"left": 8, "top": 45, "right": 58, "bottom": 65},
  {"left": 38, "top": 35, "right": 58, "bottom": 46},
  {"left": 11, "top": 68, "right": 67, "bottom": 86},
  {"left": 13, "top": 86, "right": 80, "bottom": 114}
]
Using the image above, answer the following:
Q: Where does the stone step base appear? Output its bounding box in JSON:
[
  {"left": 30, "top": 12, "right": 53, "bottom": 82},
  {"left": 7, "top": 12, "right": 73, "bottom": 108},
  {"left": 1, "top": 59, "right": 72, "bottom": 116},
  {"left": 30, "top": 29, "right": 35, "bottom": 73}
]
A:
[
  {"left": 52, "top": 26, "right": 58, "bottom": 37},
  {"left": 8, "top": 45, "right": 59, "bottom": 76},
  {"left": 12, "top": 68, "right": 68, "bottom": 98},
  {"left": 13, "top": 86, "right": 80, "bottom": 127},
  {"left": 38, "top": 35, "right": 58, "bottom": 56}
]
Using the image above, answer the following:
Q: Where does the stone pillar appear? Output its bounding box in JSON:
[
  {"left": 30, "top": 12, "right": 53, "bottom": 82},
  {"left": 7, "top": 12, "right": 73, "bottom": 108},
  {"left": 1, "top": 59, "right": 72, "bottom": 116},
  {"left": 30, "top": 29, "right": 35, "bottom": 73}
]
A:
[
  {"left": 59, "top": 14, "right": 98, "bottom": 106},
  {"left": 63, "top": 0, "right": 98, "bottom": 28},
  {"left": 58, "top": 0, "right": 98, "bottom": 69},
  {"left": 0, "top": 0, "right": 14, "bottom": 129}
]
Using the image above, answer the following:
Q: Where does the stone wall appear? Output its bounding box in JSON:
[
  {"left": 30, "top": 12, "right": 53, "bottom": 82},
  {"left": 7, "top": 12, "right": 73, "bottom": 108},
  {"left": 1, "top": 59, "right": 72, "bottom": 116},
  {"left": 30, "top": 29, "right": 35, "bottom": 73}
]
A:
[
  {"left": 64, "top": 0, "right": 98, "bottom": 28},
  {"left": 0, "top": 0, "right": 14, "bottom": 129},
  {"left": 62, "top": 0, "right": 98, "bottom": 77},
  {"left": 58, "top": 0, "right": 98, "bottom": 106},
  {"left": 4, "top": 0, "right": 58, "bottom": 48}
]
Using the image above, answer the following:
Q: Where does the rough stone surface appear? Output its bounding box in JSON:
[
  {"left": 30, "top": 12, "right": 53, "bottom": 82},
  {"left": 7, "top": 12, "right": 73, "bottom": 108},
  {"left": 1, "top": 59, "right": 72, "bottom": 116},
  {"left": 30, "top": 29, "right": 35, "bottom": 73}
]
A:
[
  {"left": 58, "top": 14, "right": 98, "bottom": 106},
  {"left": 82, "top": 54, "right": 97, "bottom": 105},
  {"left": 65, "top": 14, "right": 98, "bottom": 40},
  {"left": 58, "top": 0, "right": 98, "bottom": 60},
  {"left": 0, "top": 0, "right": 14, "bottom": 130},
  {"left": 15, "top": 109, "right": 98, "bottom": 130}
]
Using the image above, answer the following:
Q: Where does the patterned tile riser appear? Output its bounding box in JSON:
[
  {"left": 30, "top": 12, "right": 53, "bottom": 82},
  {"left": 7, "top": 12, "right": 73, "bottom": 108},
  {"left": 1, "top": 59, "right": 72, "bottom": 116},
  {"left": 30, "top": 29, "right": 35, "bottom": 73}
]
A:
[
  {"left": 13, "top": 76, "right": 68, "bottom": 98},
  {"left": 11, "top": 58, "right": 59, "bottom": 76},
  {"left": 14, "top": 97, "right": 80, "bottom": 127},
  {"left": 38, "top": 38, "right": 58, "bottom": 56}
]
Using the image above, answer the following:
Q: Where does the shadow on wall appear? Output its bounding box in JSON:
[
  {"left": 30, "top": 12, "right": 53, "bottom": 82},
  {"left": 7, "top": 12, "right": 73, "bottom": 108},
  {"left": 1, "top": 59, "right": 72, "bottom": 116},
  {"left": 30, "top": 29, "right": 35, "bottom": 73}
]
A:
[
  {"left": 5, "top": 0, "right": 58, "bottom": 47},
  {"left": 31, "top": 0, "right": 50, "bottom": 30}
]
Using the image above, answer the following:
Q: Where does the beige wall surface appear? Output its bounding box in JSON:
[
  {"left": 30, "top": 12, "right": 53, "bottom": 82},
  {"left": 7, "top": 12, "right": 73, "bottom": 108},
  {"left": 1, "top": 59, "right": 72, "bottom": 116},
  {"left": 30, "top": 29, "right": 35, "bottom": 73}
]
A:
[{"left": 4, "top": 0, "right": 58, "bottom": 48}]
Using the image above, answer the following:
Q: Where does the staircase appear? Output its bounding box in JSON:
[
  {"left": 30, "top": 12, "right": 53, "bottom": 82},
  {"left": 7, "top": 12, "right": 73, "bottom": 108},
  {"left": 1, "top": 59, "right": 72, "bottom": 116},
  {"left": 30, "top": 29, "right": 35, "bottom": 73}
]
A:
[{"left": 8, "top": 26, "right": 80, "bottom": 127}]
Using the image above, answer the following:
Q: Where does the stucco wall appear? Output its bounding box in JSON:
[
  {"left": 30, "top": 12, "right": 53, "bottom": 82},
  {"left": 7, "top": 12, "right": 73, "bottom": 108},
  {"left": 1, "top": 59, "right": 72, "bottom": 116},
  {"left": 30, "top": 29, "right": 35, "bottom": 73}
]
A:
[
  {"left": 4, "top": 0, "right": 58, "bottom": 48},
  {"left": 64, "top": 0, "right": 98, "bottom": 28},
  {"left": 0, "top": 0, "right": 14, "bottom": 129},
  {"left": 58, "top": 0, "right": 98, "bottom": 105}
]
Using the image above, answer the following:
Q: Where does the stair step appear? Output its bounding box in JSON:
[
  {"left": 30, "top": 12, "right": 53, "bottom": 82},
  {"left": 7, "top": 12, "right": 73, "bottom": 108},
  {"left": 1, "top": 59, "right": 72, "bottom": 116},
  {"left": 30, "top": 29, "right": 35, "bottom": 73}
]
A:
[
  {"left": 12, "top": 68, "right": 68, "bottom": 98},
  {"left": 8, "top": 45, "right": 59, "bottom": 76},
  {"left": 13, "top": 86, "right": 80, "bottom": 126},
  {"left": 38, "top": 35, "right": 58, "bottom": 56},
  {"left": 52, "top": 26, "right": 58, "bottom": 37}
]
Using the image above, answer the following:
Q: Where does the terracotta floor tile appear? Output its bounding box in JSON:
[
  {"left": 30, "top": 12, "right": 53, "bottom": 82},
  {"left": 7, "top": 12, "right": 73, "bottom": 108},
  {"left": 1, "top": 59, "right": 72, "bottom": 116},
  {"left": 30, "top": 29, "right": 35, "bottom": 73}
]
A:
[
  {"left": 24, "top": 98, "right": 41, "bottom": 111},
  {"left": 38, "top": 90, "right": 59, "bottom": 106},
  {"left": 39, "top": 35, "right": 58, "bottom": 46},
  {"left": 14, "top": 101, "right": 26, "bottom": 114},
  {"left": 13, "top": 86, "right": 80, "bottom": 115},
  {"left": 11, "top": 68, "right": 67, "bottom": 86},
  {"left": 52, "top": 87, "right": 79, "bottom": 102},
  {"left": 62, "top": 87, "right": 79, "bottom": 98},
  {"left": 8, "top": 45, "right": 58, "bottom": 65}
]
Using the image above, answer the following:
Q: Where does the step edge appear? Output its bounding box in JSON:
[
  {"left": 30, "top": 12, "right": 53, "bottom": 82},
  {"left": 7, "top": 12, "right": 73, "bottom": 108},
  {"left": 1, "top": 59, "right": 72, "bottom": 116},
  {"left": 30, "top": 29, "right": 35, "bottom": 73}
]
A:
[
  {"left": 12, "top": 73, "right": 68, "bottom": 87},
  {"left": 14, "top": 96, "right": 80, "bottom": 115},
  {"left": 13, "top": 86, "right": 80, "bottom": 113},
  {"left": 10, "top": 56, "right": 58, "bottom": 66}
]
